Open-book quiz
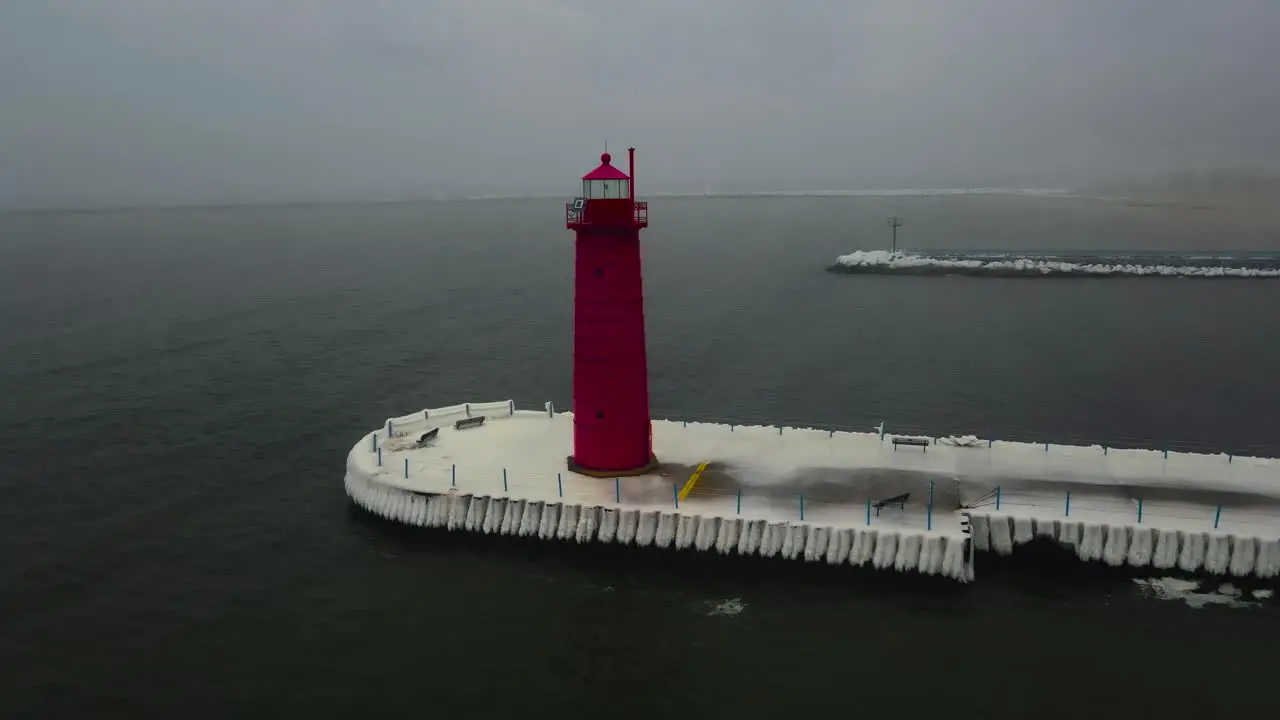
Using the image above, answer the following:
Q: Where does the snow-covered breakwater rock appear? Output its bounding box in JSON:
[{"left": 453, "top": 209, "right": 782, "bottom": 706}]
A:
[
  {"left": 344, "top": 400, "right": 1280, "bottom": 584},
  {"left": 828, "top": 250, "right": 1280, "bottom": 278}
]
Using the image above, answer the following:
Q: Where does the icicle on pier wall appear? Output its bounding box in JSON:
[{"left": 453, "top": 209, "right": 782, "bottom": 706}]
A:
[
  {"left": 343, "top": 401, "right": 1280, "bottom": 583},
  {"left": 344, "top": 470, "right": 976, "bottom": 581}
]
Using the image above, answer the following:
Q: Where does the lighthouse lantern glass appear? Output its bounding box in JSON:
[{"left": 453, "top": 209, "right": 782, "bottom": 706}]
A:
[{"left": 583, "top": 178, "right": 630, "bottom": 200}]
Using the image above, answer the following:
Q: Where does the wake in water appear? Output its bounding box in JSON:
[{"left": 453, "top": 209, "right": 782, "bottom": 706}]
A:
[{"left": 828, "top": 250, "right": 1280, "bottom": 278}]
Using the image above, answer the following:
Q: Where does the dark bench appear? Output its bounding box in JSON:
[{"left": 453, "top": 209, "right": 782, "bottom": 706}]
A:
[
  {"left": 892, "top": 436, "right": 929, "bottom": 452},
  {"left": 873, "top": 493, "right": 910, "bottom": 515},
  {"left": 454, "top": 415, "right": 486, "bottom": 430},
  {"left": 414, "top": 428, "right": 439, "bottom": 447}
]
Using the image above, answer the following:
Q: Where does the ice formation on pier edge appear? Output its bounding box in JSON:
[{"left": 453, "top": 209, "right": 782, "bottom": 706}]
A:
[
  {"left": 344, "top": 401, "right": 1280, "bottom": 584},
  {"left": 344, "top": 466, "right": 1280, "bottom": 582},
  {"left": 968, "top": 514, "right": 1280, "bottom": 579},
  {"left": 343, "top": 469, "right": 976, "bottom": 582}
]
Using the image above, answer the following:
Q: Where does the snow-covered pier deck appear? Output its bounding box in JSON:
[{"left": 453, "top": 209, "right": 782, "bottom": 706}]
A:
[{"left": 343, "top": 400, "right": 1280, "bottom": 582}]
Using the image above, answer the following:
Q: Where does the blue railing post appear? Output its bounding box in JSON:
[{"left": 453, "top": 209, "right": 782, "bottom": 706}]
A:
[
  {"left": 557, "top": 472, "right": 563, "bottom": 498},
  {"left": 403, "top": 458, "right": 408, "bottom": 479},
  {"left": 865, "top": 498, "right": 871, "bottom": 525},
  {"left": 370, "top": 434, "right": 377, "bottom": 452},
  {"left": 927, "top": 479, "right": 934, "bottom": 531},
  {"left": 387, "top": 420, "right": 395, "bottom": 437},
  {"left": 451, "top": 463, "right": 456, "bottom": 487},
  {"left": 1065, "top": 489, "right": 1071, "bottom": 517},
  {"left": 377, "top": 447, "right": 382, "bottom": 466},
  {"left": 799, "top": 494, "right": 805, "bottom": 521},
  {"left": 615, "top": 477, "right": 620, "bottom": 504},
  {"left": 995, "top": 486, "right": 1002, "bottom": 511},
  {"left": 673, "top": 483, "right": 679, "bottom": 509},
  {"left": 503, "top": 468, "right": 508, "bottom": 493},
  {"left": 1137, "top": 497, "right": 1143, "bottom": 523},
  {"left": 1214, "top": 504, "right": 1222, "bottom": 529},
  {"left": 465, "top": 403, "right": 470, "bottom": 417},
  {"left": 736, "top": 488, "right": 742, "bottom": 515}
]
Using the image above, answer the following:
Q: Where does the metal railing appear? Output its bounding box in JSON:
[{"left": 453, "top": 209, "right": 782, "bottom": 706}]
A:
[
  {"left": 372, "top": 456, "right": 951, "bottom": 530},
  {"left": 565, "top": 201, "right": 649, "bottom": 229},
  {"left": 367, "top": 454, "right": 1280, "bottom": 534},
  {"left": 968, "top": 485, "right": 1276, "bottom": 532}
]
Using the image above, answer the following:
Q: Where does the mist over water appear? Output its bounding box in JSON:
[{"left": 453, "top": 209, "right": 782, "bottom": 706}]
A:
[{"left": 6, "top": 3, "right": 1280, "bottom": 210}]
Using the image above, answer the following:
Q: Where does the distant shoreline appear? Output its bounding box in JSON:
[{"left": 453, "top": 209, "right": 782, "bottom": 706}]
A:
[
  {"left": 0, "top": 188, "right": 1079, "bottom": 215},
  {"left": 4, "top": 187, "right": 1279, "bottom": 217}
]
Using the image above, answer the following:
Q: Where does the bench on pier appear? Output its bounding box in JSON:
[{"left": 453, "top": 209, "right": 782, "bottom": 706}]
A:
[
  {"left": 892, "top": 436, "right": 929, "bottom": 452},
  {"left": 414, "top": 428, "right": 439, "bottom": 448},
  {"left": 454, "top": 416, "right": 486, "bottom": 430},
  {"left": 873, "top": 493, "right": 910, "bottom": 516}
]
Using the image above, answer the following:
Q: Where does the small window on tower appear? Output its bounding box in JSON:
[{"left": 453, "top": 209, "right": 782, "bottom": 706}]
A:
[
  {"left": 595, "top": 411, "right": 604, "bottom": 420},
  {"left": 593, "top": 267, "right": 603, "bottom": 278}
]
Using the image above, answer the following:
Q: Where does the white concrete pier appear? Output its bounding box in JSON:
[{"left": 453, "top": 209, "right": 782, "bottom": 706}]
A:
[{"left": 343, "top": 400, "right": 1280, "bottom": 582}]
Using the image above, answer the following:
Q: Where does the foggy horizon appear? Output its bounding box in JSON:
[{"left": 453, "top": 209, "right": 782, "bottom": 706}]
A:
[{"left": 4, "top": 1, "right": 1280, "bottom": 211}]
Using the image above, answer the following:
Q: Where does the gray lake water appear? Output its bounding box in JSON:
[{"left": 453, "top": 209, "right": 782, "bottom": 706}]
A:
[{"left": 2, "top": 195, "right": 1278, "bottom": 717}]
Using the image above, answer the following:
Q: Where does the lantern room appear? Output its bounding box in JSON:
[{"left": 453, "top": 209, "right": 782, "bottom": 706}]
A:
[
  {"left": 566, "top": 148, "right": 648, "bottom": 230},
  {"left": 581, "top": 152, "right": 630, "bottom": 199}
]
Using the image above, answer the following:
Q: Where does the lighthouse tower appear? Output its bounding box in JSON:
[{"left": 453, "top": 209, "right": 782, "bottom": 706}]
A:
[{"left": 565, "top": 148, "right": 657, "bottom": 477}]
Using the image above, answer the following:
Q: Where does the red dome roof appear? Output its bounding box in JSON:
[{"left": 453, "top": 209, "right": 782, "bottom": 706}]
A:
[{"left": 582, "top": 152, "right": 630, "bottom": 180}]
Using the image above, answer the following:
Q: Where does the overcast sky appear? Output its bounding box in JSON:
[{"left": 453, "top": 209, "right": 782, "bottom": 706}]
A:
[{"left": 3, "top": 0, "right": 1279, "bottom": 209}]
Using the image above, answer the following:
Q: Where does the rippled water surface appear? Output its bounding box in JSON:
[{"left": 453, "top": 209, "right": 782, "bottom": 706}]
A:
[{"left": 2, "top": 195, "right": 1279, "bottom": 717}]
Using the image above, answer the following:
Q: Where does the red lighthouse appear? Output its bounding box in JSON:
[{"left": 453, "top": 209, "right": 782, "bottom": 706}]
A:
[{"left": 565, "top": 148, "right": 657, "bottom": 477}]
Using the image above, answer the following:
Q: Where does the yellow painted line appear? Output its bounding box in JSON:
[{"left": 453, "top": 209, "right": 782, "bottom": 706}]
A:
[{"left": 678, "top": 462, "right": 708, "bottom": 501}]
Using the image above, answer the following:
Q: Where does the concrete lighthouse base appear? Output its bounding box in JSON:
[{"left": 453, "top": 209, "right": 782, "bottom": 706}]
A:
[{"left": 566, "top": 453, "right": 661, "bottom": 479}]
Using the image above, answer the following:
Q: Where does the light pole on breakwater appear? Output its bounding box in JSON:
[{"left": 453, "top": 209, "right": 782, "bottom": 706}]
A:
[{"left": 887, "top": 216, "right": 904, "bottom": 254}]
